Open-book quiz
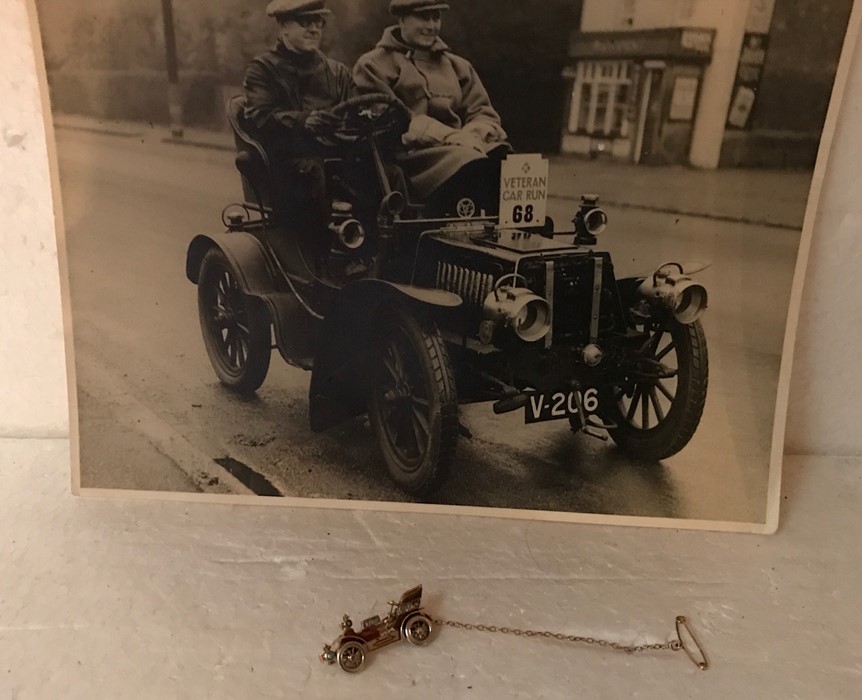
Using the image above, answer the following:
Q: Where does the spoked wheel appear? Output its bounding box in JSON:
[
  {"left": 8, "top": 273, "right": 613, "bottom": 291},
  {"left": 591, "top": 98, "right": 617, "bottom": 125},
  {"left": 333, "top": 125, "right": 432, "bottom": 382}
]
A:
[
  {"left": 197, "top": 247, "right": 271, "bottom": 395},
  {"left": 336, "top": 640, "right": 367, "bottom": 673},
  {"left": 603, "top": 318, "right": 708, "bottom": 461},
  {"left": 403, "top": 613, "right": 433, "bottom": 646},
  {"left": 368, "top": 305, "right": 459, "bottom": 498}
]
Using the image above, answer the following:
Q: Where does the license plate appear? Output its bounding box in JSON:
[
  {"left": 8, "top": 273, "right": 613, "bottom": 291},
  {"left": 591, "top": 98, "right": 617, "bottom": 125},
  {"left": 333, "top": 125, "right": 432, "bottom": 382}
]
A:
[{"left": 524, "top": 388, "right": 599, "bottom": 424}]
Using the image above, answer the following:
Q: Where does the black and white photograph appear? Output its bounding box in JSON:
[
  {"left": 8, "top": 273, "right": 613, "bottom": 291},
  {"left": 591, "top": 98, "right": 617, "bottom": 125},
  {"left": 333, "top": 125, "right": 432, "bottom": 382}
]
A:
[{"left": 36, "top": 0, "right": 858, "bottom": 530}]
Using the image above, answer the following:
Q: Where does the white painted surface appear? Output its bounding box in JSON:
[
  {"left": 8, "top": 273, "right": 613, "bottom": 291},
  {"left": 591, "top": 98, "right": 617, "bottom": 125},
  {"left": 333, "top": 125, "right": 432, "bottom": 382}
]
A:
[
  {"left": 2, "top": 440, "right": 861, "bottom": 698},
  {"left": 0, "top": 0, "right": 68, "bottom": 438},
  {"left": 784, "top": 36, "right": 862, "bottom": 455},
  {"left": 2, "top": 0, "right": 862, "bottom": 695},
  {"left": 581, "top": 0, "right": 748, "bottom": 32},
  {"left": 688, "top": 1, "right": 751, "bottom": 168},
  {"left": 745, "top": 0, "right": 777, "bottom": 34}
]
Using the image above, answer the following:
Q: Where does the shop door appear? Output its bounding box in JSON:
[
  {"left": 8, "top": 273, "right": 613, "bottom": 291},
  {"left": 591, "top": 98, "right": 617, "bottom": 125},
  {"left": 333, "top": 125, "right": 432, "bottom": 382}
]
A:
[{"left": 635, "top": 67, "right": 666, "bottom": 165}]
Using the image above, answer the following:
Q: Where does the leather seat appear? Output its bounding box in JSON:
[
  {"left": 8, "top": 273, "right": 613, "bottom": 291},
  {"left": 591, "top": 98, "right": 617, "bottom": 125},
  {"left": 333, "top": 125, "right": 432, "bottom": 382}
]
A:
[{"left": 226, "top": 95, "right": 278, "bottom": 212}]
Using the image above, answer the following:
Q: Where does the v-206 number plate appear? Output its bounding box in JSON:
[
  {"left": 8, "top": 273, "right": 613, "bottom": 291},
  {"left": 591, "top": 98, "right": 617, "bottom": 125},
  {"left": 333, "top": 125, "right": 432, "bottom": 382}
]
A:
[{"left": 524, "top": 388, "right": 599, "bottom": 424}]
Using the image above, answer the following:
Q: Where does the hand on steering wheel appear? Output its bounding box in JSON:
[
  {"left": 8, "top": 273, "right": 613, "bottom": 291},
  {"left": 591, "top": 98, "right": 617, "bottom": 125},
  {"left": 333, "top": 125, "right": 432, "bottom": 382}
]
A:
[
  {"left": 304, "top": 109, "right": 344, "bottom": 146},
  {"left": 305, "top": 109, "right": 341, "bottom": 134},
  {"left": 328, "top": 93, "right": 411, "bottom": 144}
]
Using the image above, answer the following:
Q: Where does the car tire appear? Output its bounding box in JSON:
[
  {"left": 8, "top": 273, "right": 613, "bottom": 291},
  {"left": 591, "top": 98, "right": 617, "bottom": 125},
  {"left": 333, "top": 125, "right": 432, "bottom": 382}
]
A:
[
  {"left": 603, "top": 319, "right": 708, "bottom": 461},
  {"left": 368, "top": 304, "right": 459, "bottom": 499},
  {"left": 197, "top": 247, "right": 271, "bottom": 395},
  {"left": 336, "top": 639, "right": 367, "bottom": 673},
  {"left": 402, "top": 613, "right": 433, "bottom": 646}
]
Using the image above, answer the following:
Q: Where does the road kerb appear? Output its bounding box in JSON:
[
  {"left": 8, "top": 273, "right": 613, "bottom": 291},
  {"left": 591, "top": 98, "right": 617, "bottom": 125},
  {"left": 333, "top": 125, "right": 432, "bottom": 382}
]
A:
[
  {"left": 77, "top": 354, "right": 256, "bottom": 497},
  {"left": 161, "top": 136, "right": 234, "bottom": 152}
]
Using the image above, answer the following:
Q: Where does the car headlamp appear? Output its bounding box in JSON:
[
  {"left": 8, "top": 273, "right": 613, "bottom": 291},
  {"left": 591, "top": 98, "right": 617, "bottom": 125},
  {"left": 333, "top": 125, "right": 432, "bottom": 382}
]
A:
[
  {"left": 583, "top": 206, "right": 608, "bottom": 236},
  {"left": 483, "top": 286, "right": 552, "bottom": 343},
  {"left": 637, "top": 263, "right": 708, "bottom": 324},
  {"left": 333, "top": 219, "right": 366, "bottom": 250}
]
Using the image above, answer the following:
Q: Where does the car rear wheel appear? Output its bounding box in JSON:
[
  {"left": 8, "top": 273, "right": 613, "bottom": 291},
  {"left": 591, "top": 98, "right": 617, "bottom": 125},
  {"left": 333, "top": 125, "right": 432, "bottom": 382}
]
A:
[
  {"left": 197, "top": 247, "right": 271, "bottom": 395},
  {"left": 336, "top": 640, "right": 367, "bottom": 673},
  {"left": 368, "top": 305, "right": 459, "bottom": 498},
  {"left": 403, "top": 613, "right": 433, "bottom": 646},
  {"left": 603, "top": 318, "right": 708, "bottom": 461}
]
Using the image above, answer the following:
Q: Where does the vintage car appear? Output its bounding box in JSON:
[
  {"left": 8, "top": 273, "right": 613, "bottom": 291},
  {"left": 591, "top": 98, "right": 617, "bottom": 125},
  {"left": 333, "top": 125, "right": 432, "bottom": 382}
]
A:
[
  {"left": 319, "top": 584, "right": 432, "bottom": 673},
  {"left": 185, "top": 93, "right": 709, "bottom": 498}
]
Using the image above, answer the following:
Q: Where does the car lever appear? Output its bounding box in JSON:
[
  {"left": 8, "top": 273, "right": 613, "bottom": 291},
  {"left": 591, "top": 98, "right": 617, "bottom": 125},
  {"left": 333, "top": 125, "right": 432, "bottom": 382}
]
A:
[{"left": 567, "top": 387, "right": 610, "bottom": 441}]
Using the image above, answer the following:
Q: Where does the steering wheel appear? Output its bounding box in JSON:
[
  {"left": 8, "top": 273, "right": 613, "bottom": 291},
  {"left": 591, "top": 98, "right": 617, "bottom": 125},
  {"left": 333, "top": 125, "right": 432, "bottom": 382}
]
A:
[{"left": 325, "top": 92, "right": 411, "bottom": 145}]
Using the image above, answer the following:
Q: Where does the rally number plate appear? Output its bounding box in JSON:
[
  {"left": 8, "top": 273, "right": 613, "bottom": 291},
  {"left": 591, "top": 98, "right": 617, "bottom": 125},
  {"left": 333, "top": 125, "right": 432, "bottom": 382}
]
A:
[{"left": 524, "top": 388, "right": 599, "bottom": 424}]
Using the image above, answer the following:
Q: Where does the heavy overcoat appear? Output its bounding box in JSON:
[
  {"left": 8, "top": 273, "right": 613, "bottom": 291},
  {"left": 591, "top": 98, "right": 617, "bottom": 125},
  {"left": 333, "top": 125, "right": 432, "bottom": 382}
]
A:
[
  {"left": 353, "top": 26, "right": 508, "bottom": 200},
  {"left": 243, "top": 42, "right": 353, "bottom": 156},
  {"left": 242, "top": 43, "right": 353, "bottom": 244}
]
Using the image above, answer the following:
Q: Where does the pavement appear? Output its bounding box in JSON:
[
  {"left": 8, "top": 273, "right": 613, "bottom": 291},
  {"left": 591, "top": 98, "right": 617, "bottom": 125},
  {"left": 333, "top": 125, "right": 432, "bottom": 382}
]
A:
[{"left": 52, "top": 112, "right": 813, "bottom": 230}]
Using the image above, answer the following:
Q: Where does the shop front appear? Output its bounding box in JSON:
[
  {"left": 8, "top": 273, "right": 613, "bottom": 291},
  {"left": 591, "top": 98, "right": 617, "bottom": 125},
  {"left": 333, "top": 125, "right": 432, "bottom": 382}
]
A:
[{"left": 561, "top": 27, "right": 715, "bottom": 165}]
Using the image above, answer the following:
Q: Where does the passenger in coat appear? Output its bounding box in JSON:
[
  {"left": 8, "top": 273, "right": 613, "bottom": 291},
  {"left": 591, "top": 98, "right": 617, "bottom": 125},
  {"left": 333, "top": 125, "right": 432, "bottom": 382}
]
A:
[{"left": 353, "top": 0, "right": 510, "bottom": 216}]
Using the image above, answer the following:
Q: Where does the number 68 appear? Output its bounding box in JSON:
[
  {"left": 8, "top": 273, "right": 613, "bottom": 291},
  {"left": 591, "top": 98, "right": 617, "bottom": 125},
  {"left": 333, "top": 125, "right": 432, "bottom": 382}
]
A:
[{"left": 512, "top": 205, "right": 534, "bottom": 223}]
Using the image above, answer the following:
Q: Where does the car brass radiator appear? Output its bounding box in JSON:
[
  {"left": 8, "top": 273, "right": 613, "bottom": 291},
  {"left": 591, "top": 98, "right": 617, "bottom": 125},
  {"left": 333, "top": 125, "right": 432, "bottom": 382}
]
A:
[{"left": 436, "top": 263, "right": 495, "bottom": 307}]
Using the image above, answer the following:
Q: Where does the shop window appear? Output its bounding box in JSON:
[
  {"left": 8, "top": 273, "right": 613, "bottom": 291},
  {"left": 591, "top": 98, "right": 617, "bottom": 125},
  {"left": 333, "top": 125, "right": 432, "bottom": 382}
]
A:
[
  {"left": 577, "top": 84, "right": 593, "bottom": 132},
  {"left": 568, "top": 60, "right": 632, "bottom": 137},
  {"left": 669, "top": 76, "right": 699, "bottom": 122}
]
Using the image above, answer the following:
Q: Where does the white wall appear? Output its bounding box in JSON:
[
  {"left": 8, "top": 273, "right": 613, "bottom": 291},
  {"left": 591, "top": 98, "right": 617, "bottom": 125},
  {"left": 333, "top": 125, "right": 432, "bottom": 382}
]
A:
[
  {"left": 688, "top": 0, "right": 752, "bottom": 168},
  {"left": 581, "top": 0, "right": 726, "bottom": 32},
  {"left": 580, "top": 0, "right": 638, "bottom": 32},
  {"left": 745, "top": 0, "right": 778, "bottom": 33},
  {"left": 0, "top": 0, "right": 69, "bottom": 437}
]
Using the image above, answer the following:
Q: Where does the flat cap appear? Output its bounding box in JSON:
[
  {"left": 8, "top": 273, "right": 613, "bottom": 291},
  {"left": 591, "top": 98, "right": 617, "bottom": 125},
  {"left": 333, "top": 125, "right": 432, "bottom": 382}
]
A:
[
  {"left": 266, "top": 0, "right": 332, "bottom": 19},
  {"left": 389, "top": 0, "right": 451, "bottom": 15}
]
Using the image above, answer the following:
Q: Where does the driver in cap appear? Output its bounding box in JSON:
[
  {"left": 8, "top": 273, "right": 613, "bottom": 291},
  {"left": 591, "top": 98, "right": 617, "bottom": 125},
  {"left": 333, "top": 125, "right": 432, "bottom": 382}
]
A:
[
  {"left": 244, "top": 0, "right": 352, "bottom": 147},
  {"left": 243, "top": 0, "right": 353, "bottom": 254}
]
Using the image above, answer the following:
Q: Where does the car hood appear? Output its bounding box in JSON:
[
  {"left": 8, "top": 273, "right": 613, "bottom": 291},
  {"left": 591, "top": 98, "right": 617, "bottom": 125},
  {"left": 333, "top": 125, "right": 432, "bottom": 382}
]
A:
[
  {"left": 475, "top": 230, "right": 580, "bottom": 255},
  {"left": 426, "top": 228, "right": 589, "bottom": 264}
]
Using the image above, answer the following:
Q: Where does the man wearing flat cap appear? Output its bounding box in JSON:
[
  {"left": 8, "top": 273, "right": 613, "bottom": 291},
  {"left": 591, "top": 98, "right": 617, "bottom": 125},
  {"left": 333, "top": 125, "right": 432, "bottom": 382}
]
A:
[
  {"left": 243, "top": 0, "right": 352, "bottom": 238},
  {"left": 353, "top": 0, "right": 509, "bottom": 215}
]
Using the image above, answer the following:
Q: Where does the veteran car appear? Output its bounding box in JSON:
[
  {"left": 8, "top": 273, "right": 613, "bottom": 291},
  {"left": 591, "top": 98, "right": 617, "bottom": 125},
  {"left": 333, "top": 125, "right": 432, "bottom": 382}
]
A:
[
  {"left": 319, "top": 584, "right": 432, "bottom": 673},
  {"left": 185, "top": 93, "right": 710, "bottom": 498}
]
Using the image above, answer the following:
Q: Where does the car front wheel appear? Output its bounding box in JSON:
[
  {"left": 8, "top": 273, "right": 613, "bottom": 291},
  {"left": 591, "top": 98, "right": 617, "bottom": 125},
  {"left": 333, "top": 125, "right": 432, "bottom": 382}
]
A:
[
  {"left": 603, "top": 318, "right": 708, "bottom": 461},
  {"left": 368, "top": 305, "right": 459, "bottom": 498},
  {"left": 336, "top": 640, "right": 367, "bottom": 673}
]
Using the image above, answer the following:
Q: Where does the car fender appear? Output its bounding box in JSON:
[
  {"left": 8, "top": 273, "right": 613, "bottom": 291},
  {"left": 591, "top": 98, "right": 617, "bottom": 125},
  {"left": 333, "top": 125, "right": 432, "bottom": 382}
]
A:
[
  {"left": 308, "top": 279, "right": 461, "bottom": 433},
  {"left": 185, "top": 232, "right": 277, "bottom": 295}
]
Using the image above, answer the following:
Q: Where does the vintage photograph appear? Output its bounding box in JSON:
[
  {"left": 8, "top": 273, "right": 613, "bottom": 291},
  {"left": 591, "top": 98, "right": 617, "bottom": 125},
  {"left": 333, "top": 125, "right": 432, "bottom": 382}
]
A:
[{"left": 35, "top": 0, "right": 858, "bottom": 528}]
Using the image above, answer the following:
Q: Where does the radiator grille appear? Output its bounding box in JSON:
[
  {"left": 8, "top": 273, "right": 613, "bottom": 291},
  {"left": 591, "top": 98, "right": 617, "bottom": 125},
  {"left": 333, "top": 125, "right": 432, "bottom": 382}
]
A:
[{"left": 436, "top": 263, "right": 495, "bottom": 306}]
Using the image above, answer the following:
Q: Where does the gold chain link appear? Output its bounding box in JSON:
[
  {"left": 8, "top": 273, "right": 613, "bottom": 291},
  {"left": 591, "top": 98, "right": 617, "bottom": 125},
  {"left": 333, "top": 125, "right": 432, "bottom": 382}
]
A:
[{"left": 432, "top": 618, "right": 682, "bottom": 655}]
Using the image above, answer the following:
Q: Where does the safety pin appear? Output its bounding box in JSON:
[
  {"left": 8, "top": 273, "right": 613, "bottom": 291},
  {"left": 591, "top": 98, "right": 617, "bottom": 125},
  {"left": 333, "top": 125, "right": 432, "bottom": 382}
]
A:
[{"left": 674, "top": 615, "right": 709, "bottom": 670}]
